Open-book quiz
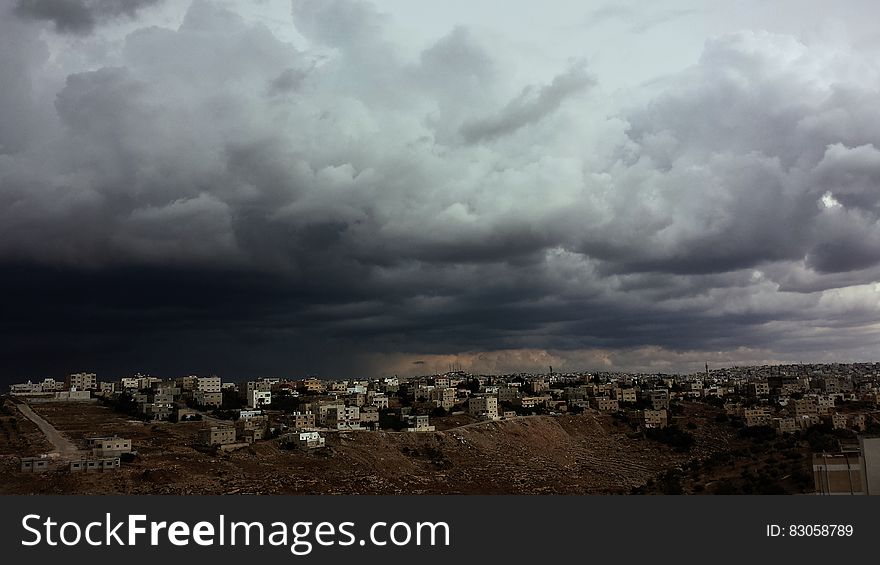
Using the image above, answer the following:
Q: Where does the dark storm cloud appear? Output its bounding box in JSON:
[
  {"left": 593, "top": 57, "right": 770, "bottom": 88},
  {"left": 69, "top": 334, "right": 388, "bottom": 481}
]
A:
[
  {"left": 13, "top": 0, "right": 161, "bottom": 34},
  {"left": 1, "top": 0, "right": 880, "bottom": 380}
]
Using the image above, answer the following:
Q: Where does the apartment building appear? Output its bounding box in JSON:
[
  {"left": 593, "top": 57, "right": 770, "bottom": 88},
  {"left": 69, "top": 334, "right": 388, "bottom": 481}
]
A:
[
  {"left": 519, "top": 396, "right": 547, "bottom": 409},
  {"left": 816, "top": 395, "right": 835, "bottom": 415},
  {"left": 120, "top": 377, "right": 141, "bottom": 390},
  {"left": 246, "top": 389, "right": 272, "bottom": 409},
  {"left": 529, "top": 379, "right": 550, "bottom": 394},
  {"left": 744, "top": 407, "right": 772, "bottom": 427},
  {"left": 593, "top": 397, "right": 619, "bottom": 412},
  {"left": 235, "top": 415, "right": 268, "bottom": 442},
  {"left": 819, "top": 377, "right": 841, "bottom": 394},
  {"left": 649, "top": 389, "right": 670, "bottom": 410},
  {"left": 833, "top": 413, "right": 868, "bottom": 432},
  {"left": 405, "top": 415, "right": 435, "bottom": 432},
  {"left": 430, "top": 387, "right": 456, "bottom": 411},
  {"left": 414, "top": 385, "right": 433, "bottom": 402},
  {"left": 66, "top": 372, "right": 97, "bottom": 391},
  {"left": 642, "top": 409, "right": 668, "bottom": 429},
  {"left": 175, "top": 375, "right": 199, "bottom": 392},
  {"left": 194, "top": 390, "right": 222, "bottom": 408},
  {"left": 317, "top": 402, "right": 346, "bottom": 427},
  {"left": 564, "top": 386, "right": 589, "bottom": 402},
  {"left": 614, "top": 388, "right": 638, "bottom": 403},
  {"left": 359, "top": 406, "right": 380, "bottom": 425},
  {"left": 196, "top": 376, "right": 222, "bottom": 393},
  {"left": 468, "top": 395, "right": 499, "bottom": 420},
  {"left": 326, "top": 405, "right": 362, "bottom": 430},
  {"left": 774, "top": 418, "right": 798, "bottom": 435},
  {"left": 348, "top": 392, "right": 366, "bottom": 407},
  {"left": 497, "top": 386, "right": 520, "bottom": 404},
  {"left": 796, "top": 414, "right": 822, "bottom": 429},
  {"left": 299, "top": 378, "right": 326, "bottom": 394},
  {"left": 289, "top": 411, "right": 316, "bottom": 431},
  {"left": 793, "top": 397, "right": 819, "bottom": 418},
  {"left": 39, "top": 378, "right": 61, "bottom": 392}
]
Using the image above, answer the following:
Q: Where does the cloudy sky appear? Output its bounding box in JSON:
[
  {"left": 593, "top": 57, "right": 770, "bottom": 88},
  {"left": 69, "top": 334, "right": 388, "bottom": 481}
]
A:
[{"left": 2, "top": 0, "right": 880, "bottom": 382}]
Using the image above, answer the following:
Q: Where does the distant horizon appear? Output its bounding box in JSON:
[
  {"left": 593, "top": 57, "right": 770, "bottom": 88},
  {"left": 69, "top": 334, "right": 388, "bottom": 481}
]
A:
[{"left": 6, "top": 358, "right": 880, "bottom": 387}]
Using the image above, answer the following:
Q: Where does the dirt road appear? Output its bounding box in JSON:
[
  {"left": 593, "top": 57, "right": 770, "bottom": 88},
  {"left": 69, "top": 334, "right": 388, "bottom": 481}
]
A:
[{"left": 15, "top": 402, "right": 80, "bottom": 457}]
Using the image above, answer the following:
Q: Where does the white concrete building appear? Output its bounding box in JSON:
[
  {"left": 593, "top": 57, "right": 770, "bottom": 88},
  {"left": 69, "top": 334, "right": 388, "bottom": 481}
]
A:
[
  {"left": 66, "top": 372, "right": 97, "bottom": 391},
  {"left": 295, "top": 431, "right": 325, "bottom": 449},
  {"left": 405, "top": 415, "right": 436, "bottom": 432},
  {"left": 468, "top": 395, "right": 499, "bottom": 420},
  {"left": 246, "top": 389, "right": 272, "bottom": 409}
]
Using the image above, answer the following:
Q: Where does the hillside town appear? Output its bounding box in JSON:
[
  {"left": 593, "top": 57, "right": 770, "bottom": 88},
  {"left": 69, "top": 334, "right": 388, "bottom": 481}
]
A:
[{"left": 4, "top": 362, "right": 880, "bottom": 495}]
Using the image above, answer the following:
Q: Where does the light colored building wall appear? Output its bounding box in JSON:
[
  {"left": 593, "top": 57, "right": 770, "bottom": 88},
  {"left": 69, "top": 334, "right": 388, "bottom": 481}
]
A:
[
  {"left": 813, "top": 452, "right": 864, "bottom": 495},
  {"left": 196, "top": 376, "right": 222, "bottom": 393},
  {"left": 86, "top": 436, "right": 132, "bottom": 457},
  {"left": 198, "top": 426, "right": 236, "bottom": 446},
  {"left": 615, "top": 388, "right": 638, "bottom": 403},
  {"left": 643, "top": 409, "right": 668, "bottom": 429},
  {"left": 861, "top": 437, "right": 880, "bottom": 496},
  {"left": 468, "top": 396, "right": 499, "bottom": 420},
  {"left": 20, "top": 457, "right": 50, "bottom": 473},
  {"left": 246, "top": 389, "right": 272, "bottom": 409},
  {"left": 194, "top": 390, "right": 222, "bottom": 408},
  {"left": 66, "top": 372, "right": 98, "bottom": 391}
]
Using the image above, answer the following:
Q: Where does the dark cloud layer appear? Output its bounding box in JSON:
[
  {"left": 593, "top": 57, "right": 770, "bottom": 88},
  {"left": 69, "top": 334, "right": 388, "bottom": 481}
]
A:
[
  {"left": 1, "top": 0, "right": 879, "bottom": 381},
  {"left": 14, "top": 0, "right": 162, "bottom": 34}
]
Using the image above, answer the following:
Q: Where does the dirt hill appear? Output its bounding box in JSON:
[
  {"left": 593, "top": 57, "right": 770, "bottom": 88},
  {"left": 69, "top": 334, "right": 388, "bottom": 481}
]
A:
[{"left": 1, "top": 400, "right": 738, "bottom": 495}]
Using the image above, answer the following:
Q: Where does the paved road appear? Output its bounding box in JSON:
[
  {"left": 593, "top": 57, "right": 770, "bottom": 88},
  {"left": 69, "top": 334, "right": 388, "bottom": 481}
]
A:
[{"left": 15, "top": 402, "right": 80, "bottom": 457}]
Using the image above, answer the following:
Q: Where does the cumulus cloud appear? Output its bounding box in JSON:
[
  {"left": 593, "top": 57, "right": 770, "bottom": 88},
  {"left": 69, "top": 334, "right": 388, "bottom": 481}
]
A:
[{"left": 1, "top": 0, "right": 880, "bottom": 379}]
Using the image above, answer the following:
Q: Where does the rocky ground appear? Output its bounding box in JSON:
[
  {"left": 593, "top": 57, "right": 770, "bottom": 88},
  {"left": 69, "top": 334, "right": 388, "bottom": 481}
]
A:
[{"left": 0, "top": 399, "right": 810, "bottom": 495}]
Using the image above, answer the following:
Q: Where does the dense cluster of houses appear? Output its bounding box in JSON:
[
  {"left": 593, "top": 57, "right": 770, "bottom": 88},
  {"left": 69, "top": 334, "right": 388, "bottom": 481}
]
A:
[{"left": 9, "top": 363, "right": 880, "bottom": 461}]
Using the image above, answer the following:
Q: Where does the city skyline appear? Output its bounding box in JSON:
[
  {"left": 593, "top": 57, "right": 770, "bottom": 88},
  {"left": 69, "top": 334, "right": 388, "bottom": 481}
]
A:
[{"left": 2, "top": 0, "right": 880, "bottom": 383}]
